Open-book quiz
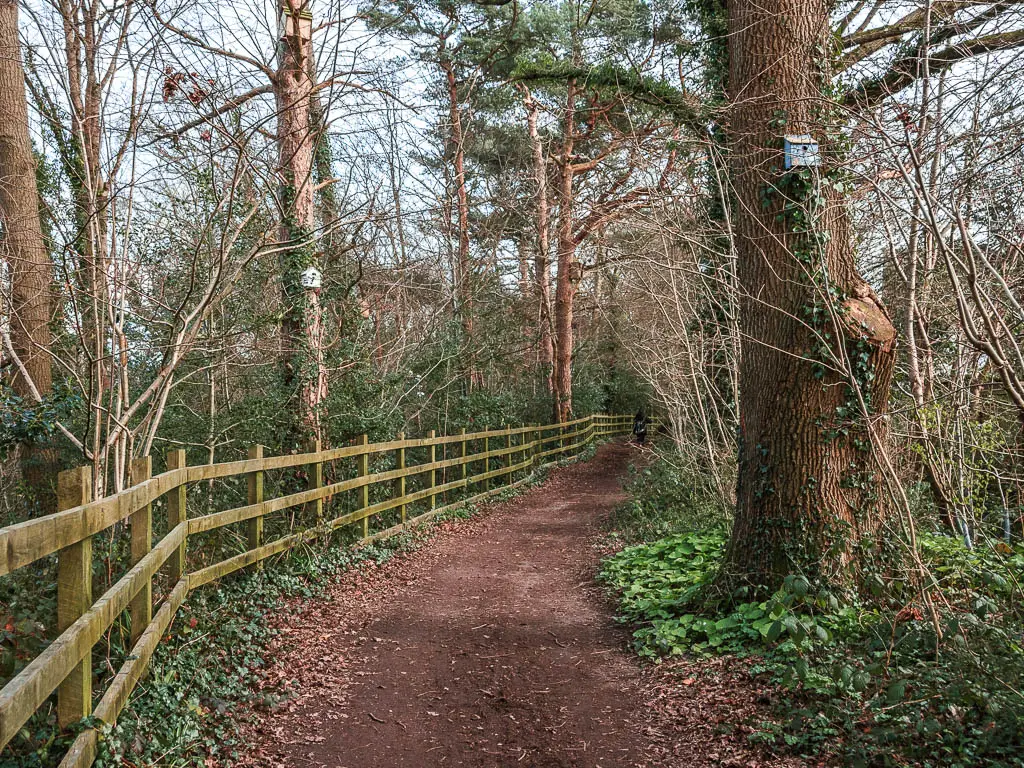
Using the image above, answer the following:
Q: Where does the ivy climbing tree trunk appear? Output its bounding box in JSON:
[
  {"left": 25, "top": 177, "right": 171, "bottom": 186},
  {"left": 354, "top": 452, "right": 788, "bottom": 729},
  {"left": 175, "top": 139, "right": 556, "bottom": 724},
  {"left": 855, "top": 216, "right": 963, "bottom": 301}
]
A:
[
  {"left": 0, "top": 0, "right": 57, "bottom": 512},
  {"left": 275, "top": 0, "right": 326, "bottom": 445},
  {"left": 722, "top": 0, "right": 900, "bottom": 592}
]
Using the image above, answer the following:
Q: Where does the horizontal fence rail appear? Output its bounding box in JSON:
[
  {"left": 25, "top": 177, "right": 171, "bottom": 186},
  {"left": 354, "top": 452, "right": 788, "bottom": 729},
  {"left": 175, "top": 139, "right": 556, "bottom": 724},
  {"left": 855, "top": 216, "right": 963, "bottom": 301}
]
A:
[{"left": 0, "top": 413, "right": 645, "bottom": 766}]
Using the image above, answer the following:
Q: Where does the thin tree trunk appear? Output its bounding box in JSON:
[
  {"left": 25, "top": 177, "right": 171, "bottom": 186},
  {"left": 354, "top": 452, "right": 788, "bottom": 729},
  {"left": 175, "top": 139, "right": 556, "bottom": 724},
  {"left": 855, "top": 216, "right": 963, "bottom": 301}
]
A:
[
  {"left": 553, "top": 79, "right": 579, "bottom": 424},
  {"left": 441, "top": 56, "right": 480, "bottom": 391},
  {"left": 59, "top": 0, "right": 107, "bottom": 494},
  {"left": 0, "top": 0, "right": 57, "bottom": 512},
  {"left": 523, "top": 87, "right": 554, "bottom": 393},
  {"left": 721, "top": 0, "right": 899, "bottom": 592}
]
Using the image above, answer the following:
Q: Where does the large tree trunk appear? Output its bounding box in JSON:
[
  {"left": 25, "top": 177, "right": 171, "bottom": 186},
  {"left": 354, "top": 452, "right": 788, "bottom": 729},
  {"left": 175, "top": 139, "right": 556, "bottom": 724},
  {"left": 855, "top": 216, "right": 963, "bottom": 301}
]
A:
[
  {"left": 275, "top": 0, "right": 326, "bottom": 445},
  {"left": 0, "top": 0, "right": 57, "bottom": 512},
  {"left": 722, "top": 0, "right": 899, "bottom": 592},
  {"left": 523, "top": 88, "right": 555, "bottom": 393}
]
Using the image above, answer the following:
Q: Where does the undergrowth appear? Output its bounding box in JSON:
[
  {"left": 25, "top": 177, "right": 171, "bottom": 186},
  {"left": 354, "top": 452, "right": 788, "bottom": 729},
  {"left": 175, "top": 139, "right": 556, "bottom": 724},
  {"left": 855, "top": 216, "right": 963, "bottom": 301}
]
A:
[
  {"left": 604, "top": 453, "right": 728, "bottom": 542},
  {"left": 601, "top": 452, "right": 1024, "bottom": 767}
]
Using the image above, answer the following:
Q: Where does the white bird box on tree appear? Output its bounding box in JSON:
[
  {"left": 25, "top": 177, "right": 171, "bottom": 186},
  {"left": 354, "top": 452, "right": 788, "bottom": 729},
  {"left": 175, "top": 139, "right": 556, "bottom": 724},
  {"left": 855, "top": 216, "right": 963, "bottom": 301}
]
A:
[
  {"left": 278, "top": 2, "right": 312, "bottom": 41},
  {"left": 300, "top": 265, "right": 322, "bottom": 290}
]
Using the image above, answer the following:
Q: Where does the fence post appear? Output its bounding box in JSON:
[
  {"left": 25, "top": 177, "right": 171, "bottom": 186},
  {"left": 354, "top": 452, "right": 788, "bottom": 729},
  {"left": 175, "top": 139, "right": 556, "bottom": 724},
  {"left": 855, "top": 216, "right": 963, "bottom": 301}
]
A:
[
  {"left": 165, "top": 449, "right": 187, "bottom": 583},
  {"left": 396, "top": 432, "right": 406, "bottom": 524},
  {"left": 525, "top": 424, "right": 534, "bottom": 469},
  {"left": 129, "top": 456, "right": 153, "bottom": 648},
  {"left": 519, "top": 425, "right": 526, "bottom": 470},
  {"left": 460, "top": 428, "right": 468, "bottom": 494},
  {"left": 307, "top": 439, "right": 323, "bottom": 525},
  {"left": 358, "top": 434, "right": 369, "bottom": 537},
  {"left": 56, "top": 466, "right": 92, "bottom": 728},
  {"left": 247, "top": 445, "right": 264, "bottom": 566},
  {"left": 428, "top": 429, "right": 437, "bottom": 510},
  {"left": 504, "top": 426, "right": 512, "bottom": 485},
  {"left": 483, "top": 426, "right": 490, "bottom": 492}
]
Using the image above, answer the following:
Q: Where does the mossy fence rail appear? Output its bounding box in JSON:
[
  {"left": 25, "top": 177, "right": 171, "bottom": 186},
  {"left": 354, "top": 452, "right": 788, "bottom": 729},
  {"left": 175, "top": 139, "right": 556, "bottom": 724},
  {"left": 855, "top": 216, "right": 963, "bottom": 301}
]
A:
[{"left": 0, "top": 413, "right": 638, "bottom": 766}]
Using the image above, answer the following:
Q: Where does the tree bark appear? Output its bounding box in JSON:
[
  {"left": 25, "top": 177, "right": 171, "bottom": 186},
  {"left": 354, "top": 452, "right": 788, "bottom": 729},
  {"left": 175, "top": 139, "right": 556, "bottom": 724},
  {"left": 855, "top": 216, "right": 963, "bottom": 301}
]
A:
[
  {"left": 275, "top": 0, "right": 326, "bottom": 445},
  {"left": 55, "top": 0, "right": 108, "bottom": 493},
  {"left": 441, "top": 55, "right": 480, "bottom": 391},
  {"left": 722, "top": 0, "right": 899, "bottom": 592},
  {"left": 552, "top": 80, "right": 579, "bottom": 423},
  {"left": 0, "top": 0, "right": 57, "bottom": 512},
  {"left": 522, "top": 88, "right": 554, "bottom": 393}
]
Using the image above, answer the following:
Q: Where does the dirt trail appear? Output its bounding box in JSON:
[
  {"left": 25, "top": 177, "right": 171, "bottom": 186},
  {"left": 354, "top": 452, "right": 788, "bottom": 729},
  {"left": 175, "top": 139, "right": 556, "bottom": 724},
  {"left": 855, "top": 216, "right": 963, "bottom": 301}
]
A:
[{"left": 242, "top": 442, "right": 798, "bottom": 768}]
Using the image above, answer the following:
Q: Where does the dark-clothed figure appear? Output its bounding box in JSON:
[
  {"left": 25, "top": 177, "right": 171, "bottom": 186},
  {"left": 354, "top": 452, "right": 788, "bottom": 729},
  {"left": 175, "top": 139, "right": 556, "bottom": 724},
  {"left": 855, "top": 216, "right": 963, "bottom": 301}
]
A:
[{"left": 632, "top": 410, "right": 648, "bottom": 445}]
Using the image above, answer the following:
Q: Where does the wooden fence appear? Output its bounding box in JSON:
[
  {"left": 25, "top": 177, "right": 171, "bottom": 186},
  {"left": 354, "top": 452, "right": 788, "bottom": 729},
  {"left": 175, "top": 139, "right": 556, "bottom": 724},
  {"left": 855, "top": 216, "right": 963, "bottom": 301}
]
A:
[{"left": 0, "top": 413, "right": 638, "bottom": 766}]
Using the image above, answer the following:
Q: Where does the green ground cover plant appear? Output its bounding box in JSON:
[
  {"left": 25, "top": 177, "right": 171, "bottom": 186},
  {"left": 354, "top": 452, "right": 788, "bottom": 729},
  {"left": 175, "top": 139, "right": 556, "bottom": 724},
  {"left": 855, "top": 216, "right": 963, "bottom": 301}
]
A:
[{"left": 602, "top": 451, "right": 1024, "bottom": 767}]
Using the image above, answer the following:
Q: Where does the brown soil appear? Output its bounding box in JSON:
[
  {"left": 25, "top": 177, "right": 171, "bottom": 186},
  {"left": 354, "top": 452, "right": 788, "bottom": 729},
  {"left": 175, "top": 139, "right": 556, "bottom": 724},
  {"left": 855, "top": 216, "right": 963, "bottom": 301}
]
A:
[{"left": 240, "top": 442, "right": 806, "bottom": 768}]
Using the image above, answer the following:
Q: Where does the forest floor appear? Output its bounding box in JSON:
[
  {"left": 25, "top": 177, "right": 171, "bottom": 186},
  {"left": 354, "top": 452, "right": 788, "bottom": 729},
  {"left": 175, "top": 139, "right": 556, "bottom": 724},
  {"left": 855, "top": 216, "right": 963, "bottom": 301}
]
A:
[{"left": 235, "top": 442, "right": 805, "bottom": 768}]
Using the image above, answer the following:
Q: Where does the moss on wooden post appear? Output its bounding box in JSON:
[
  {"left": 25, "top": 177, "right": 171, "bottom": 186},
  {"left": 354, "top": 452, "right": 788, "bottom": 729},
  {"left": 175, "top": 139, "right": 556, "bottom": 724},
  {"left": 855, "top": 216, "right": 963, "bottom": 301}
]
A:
[
  {"left": 56, "top": 465, "right": 92, "bottom": 728},
  {"left": 247, "top": 445, "right": 264, "bottom": 566},
  {"left": 129, "top": 456, "right": 153, "bottom": 648},
  {"left": 165, "top": 449, "right": 187, "bottom": 583},
  {"left": 357, "top": 434, "right": 369, "bottom": 537}
]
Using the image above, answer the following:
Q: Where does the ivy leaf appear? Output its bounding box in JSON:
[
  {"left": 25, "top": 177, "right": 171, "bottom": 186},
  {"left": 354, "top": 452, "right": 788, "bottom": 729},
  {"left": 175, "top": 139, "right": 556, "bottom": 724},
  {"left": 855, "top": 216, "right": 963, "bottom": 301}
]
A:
[{"left": 886, "top": 679, "right": 907, "bottom": 704}]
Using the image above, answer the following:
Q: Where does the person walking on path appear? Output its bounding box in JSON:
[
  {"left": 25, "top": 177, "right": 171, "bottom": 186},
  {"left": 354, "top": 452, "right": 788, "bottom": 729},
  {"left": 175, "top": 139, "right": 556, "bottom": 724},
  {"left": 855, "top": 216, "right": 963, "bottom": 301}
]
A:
[{"left": 632, "top": 410, "right": 648, "bottom": 445}]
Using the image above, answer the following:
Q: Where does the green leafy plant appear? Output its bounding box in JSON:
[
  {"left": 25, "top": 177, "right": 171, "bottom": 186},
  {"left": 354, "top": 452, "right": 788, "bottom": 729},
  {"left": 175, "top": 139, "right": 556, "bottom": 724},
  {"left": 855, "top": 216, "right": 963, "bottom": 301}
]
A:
[{"left": 603, "top": 453, "right": 1024, "bottom": 766}]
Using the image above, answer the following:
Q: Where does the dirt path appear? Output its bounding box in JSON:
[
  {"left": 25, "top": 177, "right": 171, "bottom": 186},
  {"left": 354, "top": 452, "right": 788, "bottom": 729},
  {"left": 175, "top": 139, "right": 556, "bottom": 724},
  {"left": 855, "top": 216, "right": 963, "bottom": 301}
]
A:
[{"left": 241, "top": 442, "right": 800, "bottom": 768}]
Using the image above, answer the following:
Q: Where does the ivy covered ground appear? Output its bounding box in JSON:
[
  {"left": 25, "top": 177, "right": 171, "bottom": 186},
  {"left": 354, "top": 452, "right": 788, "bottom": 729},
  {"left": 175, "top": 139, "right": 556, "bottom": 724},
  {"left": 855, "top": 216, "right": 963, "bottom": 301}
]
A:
[{"left": 600, "top": 452, "right": 1024, "bottom": 767}]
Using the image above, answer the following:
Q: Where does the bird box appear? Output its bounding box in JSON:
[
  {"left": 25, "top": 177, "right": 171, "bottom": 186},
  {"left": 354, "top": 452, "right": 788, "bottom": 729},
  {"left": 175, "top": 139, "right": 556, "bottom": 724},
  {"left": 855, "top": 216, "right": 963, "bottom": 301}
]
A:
[
  {"left": 783, "top": 135, "right": 820, "bottom": 169},
  {"left": 278, "top": 2, "right": 312, "bottom": 41},
  {"left": 300, "top": 265, "right": 322, "bottom": 290}
]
